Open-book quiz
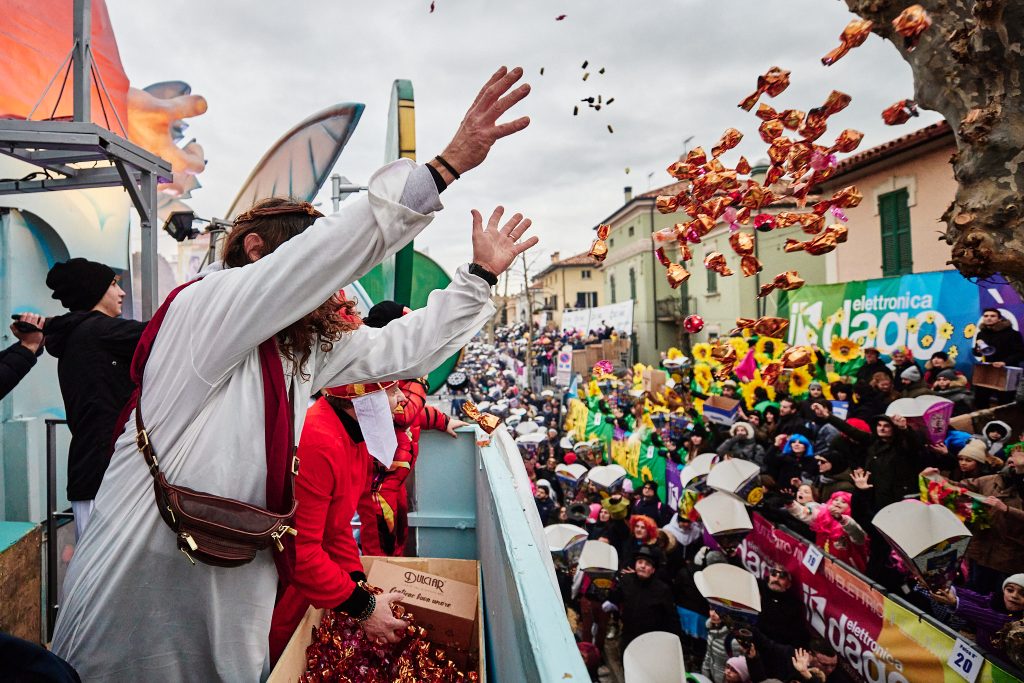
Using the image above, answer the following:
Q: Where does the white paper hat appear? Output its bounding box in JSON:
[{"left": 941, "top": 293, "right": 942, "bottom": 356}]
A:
[
  {"left": 693, "top": 563, "right": 762, "bottom": 613},
  {"left": 694, "top": 491, "right": 752, "bottom": 535},
  {"left": 516, "top": 432, "right": 546, "bottom": 446},
  {"left": 872, "top": 500, "right": 971, "bottom": 558},
  {"left": 587, "top": 464, "right": 628, "bottom": 491},
  {"left": 706, "top": 458, "right": 761, "bottom": 497},
  {"left": 544, "top": 524, "right": 588, "bottom": 553},
  {"left": 578, "top": 540, "right": 619, "bottom": 572},
  {"left": 680, "top": 452, "right": 718, "bottom": 488},
  {"left": 623, "top": 631, "right": 686, "bottom": 683},
  {"left": 555, "top": 463, "right": 589, "bottom": 484},
  {"left": 885, "top": 395, "right": 954, "bottom": 418},
  {"left": 559, "top": 436, "right": 575, "bottom": 450},
  {"left": 515, "top": 421, "right": 540, "bottom": 436}
]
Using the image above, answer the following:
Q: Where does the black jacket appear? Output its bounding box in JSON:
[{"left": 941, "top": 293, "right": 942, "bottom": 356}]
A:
[
  {"left": 44, "top": 312, "right": 147, "bottom": 500},
  {"left": 756, "top": 579, "right": 807, "bottom": 646},
  {"left": 0, "top": 342, "right": 38, "bottom": 398},
  {"left": 976, "top": 319, "right": 1024, "bottom": 366},
  {"left": 611, "top": 573, "right": 682, "bottom": 649}
]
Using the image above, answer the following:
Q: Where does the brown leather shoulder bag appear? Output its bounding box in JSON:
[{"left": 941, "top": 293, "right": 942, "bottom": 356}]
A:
[{"left": 133, "top": 375, "right": 298, "bottom": 567}]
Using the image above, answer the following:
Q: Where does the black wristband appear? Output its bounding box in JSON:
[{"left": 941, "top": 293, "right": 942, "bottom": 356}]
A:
[
  {"left": 334, "top": 584, "right": 373, "bottom": 618},
  {"left": 425, "top": 163, "right": 447, "bottom": 193},
  {"left": 434, "top": 155, "right": 461, "bottom": 179},
  {"left": 469, "top": 263, "right": 498, "bottom": 286},
  {"left": 349, "top": 570, "right": 367, "bottom": 584}
]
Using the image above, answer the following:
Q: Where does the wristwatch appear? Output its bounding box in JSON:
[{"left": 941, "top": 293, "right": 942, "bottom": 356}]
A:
[{"left": 469, "top": 263, "right": 498, "bottom": 286}]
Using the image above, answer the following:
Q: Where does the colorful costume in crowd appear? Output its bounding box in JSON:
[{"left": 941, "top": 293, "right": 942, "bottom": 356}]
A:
[{"left": 358, "top": 378, "right": 451, "bottom": 556}]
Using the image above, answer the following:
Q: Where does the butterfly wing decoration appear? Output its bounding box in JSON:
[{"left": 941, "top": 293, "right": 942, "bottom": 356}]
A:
[{"left": 225, "top": 103, "right": 365, "bottom": 220}]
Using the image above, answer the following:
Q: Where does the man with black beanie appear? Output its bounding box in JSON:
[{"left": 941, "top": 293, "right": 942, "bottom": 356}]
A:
[{"left": 43, "top": 258, "right": 147, "bottom": 539}]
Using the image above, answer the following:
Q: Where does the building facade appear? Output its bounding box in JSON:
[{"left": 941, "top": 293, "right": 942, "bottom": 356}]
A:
[
  {"left": 530, "top": 251, "right": 601, "bottom": 329},
  {"left": 817, "top": 121, "right": 956, "bottom": 283}
]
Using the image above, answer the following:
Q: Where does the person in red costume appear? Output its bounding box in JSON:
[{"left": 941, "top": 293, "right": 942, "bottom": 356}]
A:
[
  {"left": 357, "top": 301, "right": 467, "bottom": 556},
  {"left": 268, "top": 377, "right": 412, "bottom": 666}
]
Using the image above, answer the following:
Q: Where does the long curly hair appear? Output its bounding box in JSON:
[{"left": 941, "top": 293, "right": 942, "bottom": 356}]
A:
[
  {"left": 221, "top": 197, "right": 361, "bottom": 376},
  {"left": 810, "top": 491, "right": 852, "bottom": 542},
  {"left": 628, "top": 514, "right": 659, "bottom": 544}
]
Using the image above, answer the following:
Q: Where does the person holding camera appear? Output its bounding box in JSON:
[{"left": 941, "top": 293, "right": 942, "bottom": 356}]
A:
[
  {"left": 43, "top": 258, "right": 147, "bottom": 539},
  {"left": 1, "top": 312, "right": 45, "bottom": 398}
]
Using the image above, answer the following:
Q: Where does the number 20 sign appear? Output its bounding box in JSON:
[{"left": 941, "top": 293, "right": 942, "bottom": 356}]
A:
[{"left": 947, "top": 638, "right": 982, "bottom": 683}]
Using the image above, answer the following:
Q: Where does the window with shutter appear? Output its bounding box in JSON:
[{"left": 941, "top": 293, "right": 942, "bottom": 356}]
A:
[{"left": 879, "top": 188, "right": 913, "bottom": 276}]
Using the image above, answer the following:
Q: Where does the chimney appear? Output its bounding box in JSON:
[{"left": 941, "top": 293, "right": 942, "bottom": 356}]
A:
[
  {"left": 551, "top": 251, "right": 560, "bottom": 263},
  {"left": 624, "top": 186, "right": 633, "bottom": 203}
]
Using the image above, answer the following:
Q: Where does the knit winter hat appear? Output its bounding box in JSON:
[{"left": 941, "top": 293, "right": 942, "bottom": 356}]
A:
[
  {"left": 936, "top": 369, "right": 959, "bottom": 381},
  {"left": 1004, "top": 574, "right": 1024, "bottom": 591},
  {"left": 726, "top": 656, "right": 751, "bottom": 683},
  {"left": 958, "top": 439, "right": 990, "bottom": 464},
  {"left": 900, "top": 365, "right": 922, "bottom": 383},
  {"left": 46, "top": 258, "right": 115, "bottom": 312}
]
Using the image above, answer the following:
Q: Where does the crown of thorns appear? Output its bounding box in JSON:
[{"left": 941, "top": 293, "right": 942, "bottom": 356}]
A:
[{"left": 233, "top": 201, "right": 323, "bottom": 226}]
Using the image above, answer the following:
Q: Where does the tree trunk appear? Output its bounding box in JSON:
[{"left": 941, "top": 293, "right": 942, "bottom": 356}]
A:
[{"left": 843, "top": 0, "right": 1024, "bottom": 296}]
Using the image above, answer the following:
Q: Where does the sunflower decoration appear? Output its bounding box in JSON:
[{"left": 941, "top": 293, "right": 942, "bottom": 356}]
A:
[
  {"left": 865, "top": 327, "right": 878, "bottom": 341},
  {"left": 741, "top": 372, "right": 775, "bottom": 410},
  {"left": 692, "top": 363, "right": 713, "bottom": 394},
  {"left": 727, "top": 336, "right": 750, "bottom": 359},
  {"left": 963, "top": 323, "right": 978, "bottom": 339},
  {"left": 804, "top": 328, "right": 819, "bottom": 345},
  {"left": 921, "top": 334, "right": 934, "bottom": 347},
  {"left": 741, "top": 327, "right": 755, "bottom": 339},
  {"left": 788, "top": 366, "right": 814, "bottom": 397},
  {"left": 948, "top": 344, "right": 959, "bottom": 361},
  {"left": 692, "top": 342, "right": 717, "bottom": 365},
  {"left": 666, "top": 347, "right": 685, "bottom": 361},
  {"left": 829, "top": 337, "right": 862, "bottom": 363},
  {"left": 906, "top": 318, "right": 920, "bottom": 333},
  {"left": 754, "top": 336, "right": 786, "bottom": 366},
  {"left": 833, "top": 308, "right": 846, "bottom": 323},
  {"left": 938, "top": 322, "right": 954, "bottom": 340},
  {"left": 924, "top": 312, "right": 936, "bottom": 324}
]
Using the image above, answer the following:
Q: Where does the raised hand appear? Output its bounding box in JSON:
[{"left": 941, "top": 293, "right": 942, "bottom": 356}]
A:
[
  {"left": 446, "top": 418, "right": 470, "bottom": 438},
  {"left": 792, "top": 648, "right": 813, "bottom": 676},
  {"left": 851, "top": 468, "right": 873, "bottom": 490},
  {"left": 359, "top": 592, "right": 409, "bottom": 643},
  {"left": 471, "top": 206, "right": 538, "bottom": 276},
  {"left": 436, "top": 67, "right": 531, "bottom": 179}
]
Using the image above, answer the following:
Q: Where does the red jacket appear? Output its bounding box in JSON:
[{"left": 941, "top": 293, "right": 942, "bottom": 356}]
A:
[{"left": 269, "top": 397, "right": 373, "bottom": 663}]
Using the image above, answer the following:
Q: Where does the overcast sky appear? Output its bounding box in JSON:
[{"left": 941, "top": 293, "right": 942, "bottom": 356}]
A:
[{"left": 107, "top": 0, "right": 941, "bottom": 289}]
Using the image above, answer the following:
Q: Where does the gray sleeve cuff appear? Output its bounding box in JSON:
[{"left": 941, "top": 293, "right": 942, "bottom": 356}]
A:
[{"left": 399, "top": 164, "right": 444, "bottom": 215}]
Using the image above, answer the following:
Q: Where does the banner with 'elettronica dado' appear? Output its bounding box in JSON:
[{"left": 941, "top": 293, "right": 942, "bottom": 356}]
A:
[{"left": 777, "top": 271, "right": 1024, "bottom": 372}]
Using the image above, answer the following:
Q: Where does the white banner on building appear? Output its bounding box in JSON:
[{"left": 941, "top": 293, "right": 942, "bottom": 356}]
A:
[{"left": 560, "top": 300, "right": 634, "bottom": 334}]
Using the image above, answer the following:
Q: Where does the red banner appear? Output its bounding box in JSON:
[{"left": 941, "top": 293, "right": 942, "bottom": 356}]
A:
[{"left": 736, "top": 513, "right": 1024, "bottom": 682}]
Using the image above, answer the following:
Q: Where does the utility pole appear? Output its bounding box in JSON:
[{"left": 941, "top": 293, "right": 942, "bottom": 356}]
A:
[{"left": 521, "top": 252, "right": 534, "bottom": 390}]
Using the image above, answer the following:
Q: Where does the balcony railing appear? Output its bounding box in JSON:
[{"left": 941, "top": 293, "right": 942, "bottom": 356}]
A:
[{"left": 656, "top": 297, "right": 684, "bottom": 322}]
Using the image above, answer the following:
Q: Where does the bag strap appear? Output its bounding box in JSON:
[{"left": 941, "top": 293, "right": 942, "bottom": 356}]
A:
[{"left": 125, "top": 279, "right": 297, "bottom": 513}]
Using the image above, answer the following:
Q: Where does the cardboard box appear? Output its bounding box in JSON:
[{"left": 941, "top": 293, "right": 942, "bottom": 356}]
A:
[
  {"left": 571, "top": 349, "right": 590, "bottom": 377},
  {"left": 642, "top": 367, "right": 667, "bottom": 395},
  {"left": 972, "top": 363, "right": 1023, "bottom": 392},
  {"left": 366, "top": 558, "right": 478, "bottom": 656},
  {"left": 268, "top": 557, "right": 485, "bottom": 682},
  {"left": 584, "top": 345, "right": 603, "bottom": 370},
  {"left": 702, "top": 395, "right": 741, "bottom": 425}
]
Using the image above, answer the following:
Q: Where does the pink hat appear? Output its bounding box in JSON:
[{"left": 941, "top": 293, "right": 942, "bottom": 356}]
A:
[
  {"left": 588, "top": 503, "right": 602, "bottom": 524},
  {"left": 622, "top": 479, "right": 634, "bottom": 494},
  {"left": 726, "top": 656, "right": 751, "bottom": 683},
  {"left": 564, "top": 452, "right": 578, "bottom": 465}
]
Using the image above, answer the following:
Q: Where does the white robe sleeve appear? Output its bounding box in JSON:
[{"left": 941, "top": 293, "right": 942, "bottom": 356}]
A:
[
  {"left": 311, "top": 265, "right": 495, "bottom": 392},
  {"left": 176, "top": 159, "right": 434, "bottom": 384}
]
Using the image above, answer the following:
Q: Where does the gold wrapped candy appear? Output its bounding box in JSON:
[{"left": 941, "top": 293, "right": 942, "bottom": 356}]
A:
[
  {"left": 666, "top": 263, "right": 691, "bottom": 289},
  {"left": 729, "top": 231, "right": 755, "bottom": 256},
  {"left": 704, "top": 252, "right": 734, "bottom": 277},
  {"left": 656, "top": 195, "right": 680, "bottom": 214},
  {"left": 784, "top": 224, "right": 848, "bottom": 255},
  {"left": 892, "top": 4, "right": 931, "bottom": 50},
  {"left": 738, "top": 66, "right": 791, "bottom": 111},
  {"left": 759, "top": 119, "right": 784, "bottom": 143},
  {"left": 735, "top": 156, "right": 751, "bottom": 175},
  {"left": 782, "top": 345, "right": 813, "bottom": 369},
  {"left": 589, "top": 224, "right": 611, "bottom": 262},
  {"left": 462, "top": 401, "right": 502, "bottom": 434},
  {"left": 758, "top": 270, "right": 805, "bottom": 298},
  {"left": 755, "top": 103, "right": 778, "bottom": 121},
  {"left": 734, "top": 316, "right": 789, "bottom": 338},
  {"left": 761, "top": 361, "right": 784, "bottom": 386},
  {"left": 712, "top": 128, "right": 743, "bottom": 158},
  {"left": 882, "top": 99, "right": 918, "bottom": 125},
  {"left": 740, "top": 255, "right": 763, "bottom": 277},
  {"left": 686, "top": 146, "right": 707, "bottom": 166},
  {"left": 779, "top": 109, "right": 806, "bottom": 131},
  {"left": 828, "top": 129, "right": 864, "bottom": 154},
  {"left": 667, "top": 161, "right": 697, "bottom": 180},
  {"left": 813, "top": 185, "right": 863, "bottom": 214},
  {"left": 767, "top": 137, "right": 793, "bottom": 165},
  {"left": 821, "top": 19, "right": 875, "bottom": 66}
]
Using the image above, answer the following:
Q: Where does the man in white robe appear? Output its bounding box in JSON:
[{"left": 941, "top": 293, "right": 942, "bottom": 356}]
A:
[{"left": 51, "top": 66, "right": 535, "bottom": 682}]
